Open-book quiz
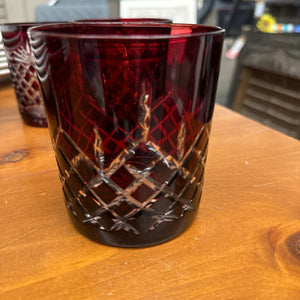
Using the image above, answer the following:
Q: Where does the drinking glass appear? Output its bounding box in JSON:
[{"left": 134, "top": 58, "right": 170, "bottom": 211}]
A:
[
  {"left": 1, "top": 23, "right": 47, "bottom": 127},
  {"left": 29, "top": 23, "right": 224, "bottom": 247}
]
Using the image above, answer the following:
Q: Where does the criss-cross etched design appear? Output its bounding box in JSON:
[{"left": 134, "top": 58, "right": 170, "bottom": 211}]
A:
[
  {"left": 5, "top": 43, "right": 44, "bottom": 118},
  {"left": 54, "top": 89, "right": 211, "bottom": 234}
]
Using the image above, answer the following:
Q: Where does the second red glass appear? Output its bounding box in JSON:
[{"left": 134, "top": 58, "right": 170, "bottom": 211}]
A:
[{"left": 1, "top": 23, "right": 48, "bottom": 127}]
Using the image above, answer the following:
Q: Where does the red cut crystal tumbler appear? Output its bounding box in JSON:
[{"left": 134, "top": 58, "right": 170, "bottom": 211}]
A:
[
  {"left": 28, "top": 23, "right": 224, "bottom": 247},
  {"left": 1, "top": 23, "right": 47, "bottom": 127}
]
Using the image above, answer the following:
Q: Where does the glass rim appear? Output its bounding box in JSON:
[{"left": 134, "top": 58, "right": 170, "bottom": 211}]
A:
[
  {"left": 1, "top": 22, "right": 61, "bottom": 31},
  {"left": 0, "top": 19, "right": 171, "bottom": 27},
  {"left": 73, "top": 18, "right": 173, "bottom": 24},
  {"left": 28, "top": 23, "right": 225, "bottom": 40}
]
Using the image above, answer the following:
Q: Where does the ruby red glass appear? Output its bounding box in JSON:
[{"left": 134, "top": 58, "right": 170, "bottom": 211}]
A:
[
  {"left": 1, "top": 23, "right": 47, "bottom": 127},
  {"left": 29, "top": 23, "right": 224, "bottom": 247}
]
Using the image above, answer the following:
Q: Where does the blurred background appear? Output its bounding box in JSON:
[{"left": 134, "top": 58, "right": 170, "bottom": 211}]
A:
[{"left": 0, "top": 0, "right": 299, "bottom": 139}]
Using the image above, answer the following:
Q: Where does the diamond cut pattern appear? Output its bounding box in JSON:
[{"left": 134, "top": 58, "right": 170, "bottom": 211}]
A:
[
  {"left": 4, "top": 40, "right": 46, "bottom": 120},
  {"left": 55, "top": 113, "right": 210, "bottom": 234}
]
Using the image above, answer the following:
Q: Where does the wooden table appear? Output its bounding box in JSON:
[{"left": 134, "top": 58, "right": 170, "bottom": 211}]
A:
[{"left": 1, "top": 85, "right": 299, "bottom": 299}]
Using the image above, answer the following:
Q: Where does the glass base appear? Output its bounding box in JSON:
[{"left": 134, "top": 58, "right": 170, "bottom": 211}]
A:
[
  {"left": 65, "top": 199, "right": 199, "bottom": 248},
  {"left": 21, "top": 112, "right": 48, "bottom": 127}
]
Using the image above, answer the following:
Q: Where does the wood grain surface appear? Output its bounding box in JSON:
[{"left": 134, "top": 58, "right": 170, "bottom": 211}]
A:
[{"left": 0, "top": 85, "right": 299, "bottom": 299}]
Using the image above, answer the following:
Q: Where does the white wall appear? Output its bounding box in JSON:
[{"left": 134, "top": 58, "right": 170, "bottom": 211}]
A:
[
  {"left": 4, "top": 0, "right": 119, "bottom": 22},
  {"left": 5, "top": 0, "right": 47, "bottom": 22}
]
